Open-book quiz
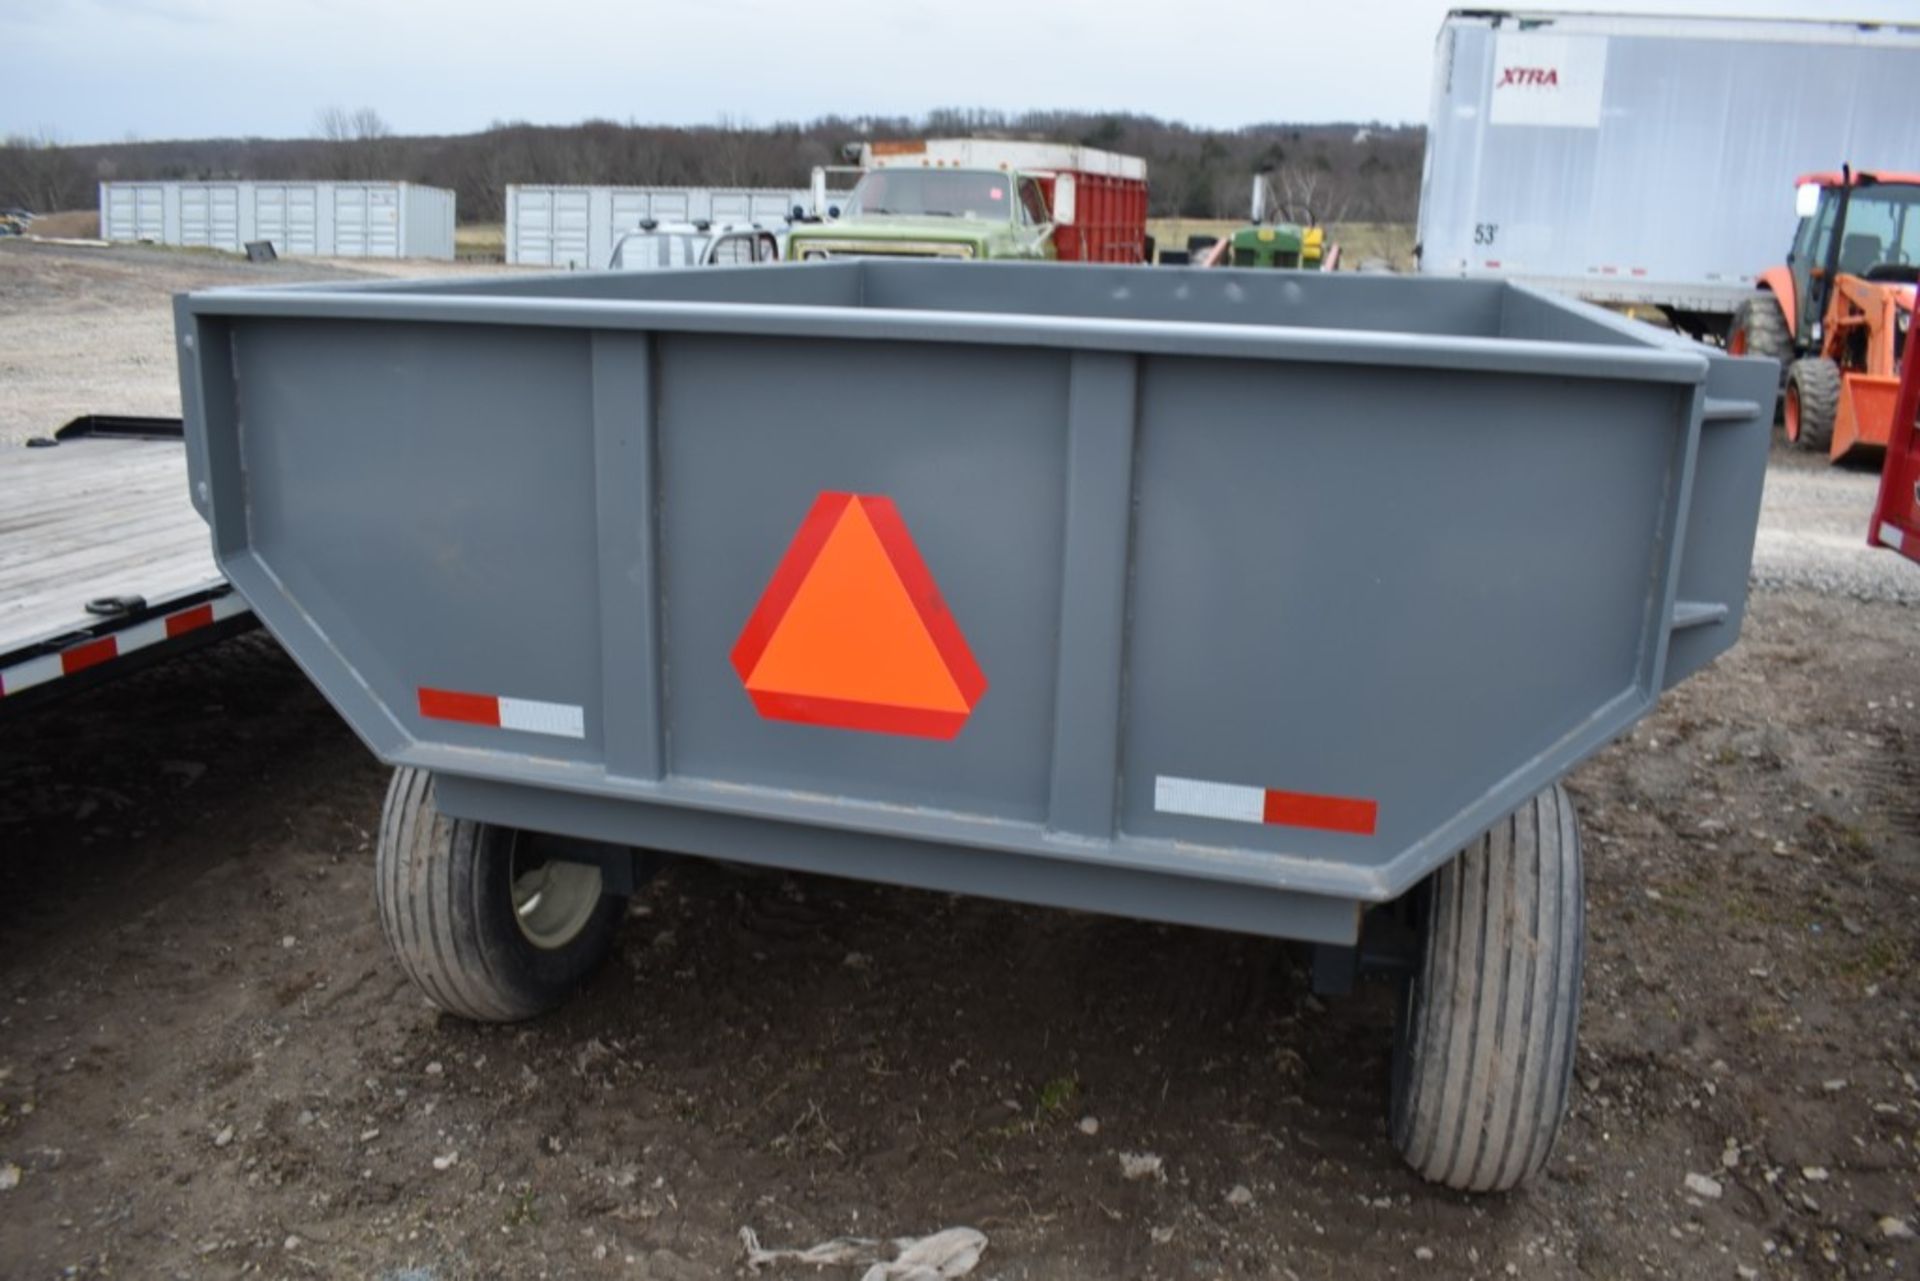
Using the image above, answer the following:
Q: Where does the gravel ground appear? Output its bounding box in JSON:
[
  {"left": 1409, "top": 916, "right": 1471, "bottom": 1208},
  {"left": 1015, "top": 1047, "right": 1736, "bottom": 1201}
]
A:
[{"left": 1752, "top": 453, "right": 1920, "bottom": 604}]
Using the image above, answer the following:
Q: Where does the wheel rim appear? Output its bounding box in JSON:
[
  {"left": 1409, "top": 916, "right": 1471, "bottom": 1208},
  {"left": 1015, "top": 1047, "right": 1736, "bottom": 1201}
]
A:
[
  {"left": 1785, "top": 382, "right": 1802, "bottom": 442},
  {"left": 510, "top": 838, "right": 604, "bottom": 950}
]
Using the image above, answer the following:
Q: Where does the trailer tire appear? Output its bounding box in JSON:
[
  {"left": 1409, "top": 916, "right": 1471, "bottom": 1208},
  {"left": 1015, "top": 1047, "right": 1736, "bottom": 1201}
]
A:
[
  {"left": 1784, "top": 357, "right": 1840, "bottom": 453},
  {"left": 1389, "top": 783, "right": 1583, "bottom": 1192},
  {"left": 375, "top": 766, "right": 625, "bottom": 1022},
  {"left": 1727, "top": 292, "right": 1791, "bottom": 366}
]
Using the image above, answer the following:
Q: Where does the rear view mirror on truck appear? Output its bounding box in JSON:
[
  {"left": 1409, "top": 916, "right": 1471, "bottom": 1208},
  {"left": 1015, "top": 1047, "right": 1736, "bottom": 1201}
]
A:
[{"left": 1052, "top": 174, "right": 1076, "bottom": 225}]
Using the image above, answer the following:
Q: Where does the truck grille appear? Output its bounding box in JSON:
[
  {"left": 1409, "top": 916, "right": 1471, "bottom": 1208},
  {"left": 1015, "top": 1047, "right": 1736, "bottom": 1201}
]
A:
[{"left": 796, "top": 241, "right": 975, "bottom": 261}]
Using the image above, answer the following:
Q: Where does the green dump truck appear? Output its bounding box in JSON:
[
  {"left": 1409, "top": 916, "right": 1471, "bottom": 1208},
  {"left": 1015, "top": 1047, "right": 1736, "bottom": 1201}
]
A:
[{"left": 788, "top": 139, "right": 1149, "bottom": 263}]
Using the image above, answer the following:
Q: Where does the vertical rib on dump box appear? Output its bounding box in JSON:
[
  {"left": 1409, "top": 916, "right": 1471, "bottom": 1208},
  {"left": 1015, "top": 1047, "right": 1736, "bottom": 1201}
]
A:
[{"left": 176, "top": 262, "right": 1773, "bottom": 945}]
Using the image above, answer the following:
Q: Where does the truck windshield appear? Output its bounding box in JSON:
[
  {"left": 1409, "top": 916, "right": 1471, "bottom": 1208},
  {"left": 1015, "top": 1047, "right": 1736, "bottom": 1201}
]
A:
[
  {"left": 610, "top": 233, "right": 708, "bottom": 269},
  {"left": 841, "top": 170, "right": 1012, "bottom": 221}
]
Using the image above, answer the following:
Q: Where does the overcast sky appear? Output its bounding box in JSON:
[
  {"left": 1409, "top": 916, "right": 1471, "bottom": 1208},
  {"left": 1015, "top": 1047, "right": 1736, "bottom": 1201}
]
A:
[{"left": 5, "top": 0, "right": 1917, "bottom": 144}]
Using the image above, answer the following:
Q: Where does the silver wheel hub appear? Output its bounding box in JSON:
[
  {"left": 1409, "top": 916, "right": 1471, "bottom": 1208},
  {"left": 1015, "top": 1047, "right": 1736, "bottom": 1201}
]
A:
[{"left": 510, "top": 843, "right": 604, "bottom": 950}]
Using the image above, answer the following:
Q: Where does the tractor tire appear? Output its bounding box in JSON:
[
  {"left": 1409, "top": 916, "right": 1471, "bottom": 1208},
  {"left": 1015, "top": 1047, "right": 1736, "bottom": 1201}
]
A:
[
  {"left": 1390, "top": 784, "right": 1584, "bottom": 1193},
  {"left": 1784, "top": 357, "right": 1841, "bottom": 453},
  {"left": 375, "top": 766, "right": 625, "bottom": 1022},
  {"left": 1727, "top": 292, "right": 1792, "bottom": 366}
]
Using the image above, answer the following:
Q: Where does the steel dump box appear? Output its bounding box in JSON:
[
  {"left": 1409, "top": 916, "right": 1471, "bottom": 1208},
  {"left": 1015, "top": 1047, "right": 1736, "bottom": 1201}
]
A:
[{"left": 175, "top": 262, "right": 1773, "bottom": 946}]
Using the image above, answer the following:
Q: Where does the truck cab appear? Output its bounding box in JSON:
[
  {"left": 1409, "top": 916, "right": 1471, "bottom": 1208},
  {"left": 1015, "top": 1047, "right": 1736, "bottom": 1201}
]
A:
[
  {"left": 1731, "top": 170, "right": 1920, "bottom": 458},
  {"left": 787, "top": 167, "right": 1057, "bottom": 263},
  {"left": 608, "top": 221, "right": 783, "bottom": 271},
  {"left": 1780, "top": 174, "right": 1920, "bottom": 349}
]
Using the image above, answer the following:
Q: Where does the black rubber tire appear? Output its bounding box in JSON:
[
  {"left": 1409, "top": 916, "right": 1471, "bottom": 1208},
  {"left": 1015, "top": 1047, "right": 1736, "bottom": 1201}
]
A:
[
  {"left": 1390, "top": 784, "right": 1584, "bottom": 1192},
  {"left": 1727, "top": 292, "right": 1792, "bottom": 365},
  {"left": 1784, "top": 357, "right": 1841, "bottom": 453},
  {"left": 375, "top": 766, "right": 624, "bottom": 1022}
]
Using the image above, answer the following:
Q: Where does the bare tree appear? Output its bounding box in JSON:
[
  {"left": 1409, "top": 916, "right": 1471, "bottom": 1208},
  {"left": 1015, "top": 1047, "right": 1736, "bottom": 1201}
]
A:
[
  {"left": 0, "top": 129, "right": 88, "bottom": 212},
  {"left": 12, "top": 112, "right": 1430, "bottom": 230},
  {"left": 1266, "top": 160, "right": 1354, "bottom": 227},
  {"left": 315, "top": 106, "right": 394, "bottom": 179}
]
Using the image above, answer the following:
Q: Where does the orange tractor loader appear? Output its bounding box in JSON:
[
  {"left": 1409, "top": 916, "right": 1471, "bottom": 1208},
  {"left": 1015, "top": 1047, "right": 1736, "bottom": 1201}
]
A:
[{"left": 1728, "top": 168, "right": 1919, "bottom": 462}]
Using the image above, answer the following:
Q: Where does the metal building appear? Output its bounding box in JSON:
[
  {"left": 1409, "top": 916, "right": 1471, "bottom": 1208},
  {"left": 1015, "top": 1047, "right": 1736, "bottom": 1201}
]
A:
[
  {"left": 99, "top": 181, "right": 456, "bottom": 260},
  {"left": 506, "top": 185, "right": 813, "bottom": 268}
]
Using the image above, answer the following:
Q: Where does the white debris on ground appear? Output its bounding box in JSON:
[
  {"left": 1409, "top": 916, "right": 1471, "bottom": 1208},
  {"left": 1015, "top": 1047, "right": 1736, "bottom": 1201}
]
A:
[
  {"left": 740, "top": 1226, "right": 987, "bottom": 1280},
  {"left": 1683, "top": 1172, "right": 1724, "bottom": 1200},
  {"left": 1119, "top": 1151, "right": 1165, "bottom": 1181}
]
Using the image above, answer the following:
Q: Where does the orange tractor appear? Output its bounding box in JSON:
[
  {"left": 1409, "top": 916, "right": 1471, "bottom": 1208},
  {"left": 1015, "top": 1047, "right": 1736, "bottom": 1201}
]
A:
[{"left": 1728, "top": 167, "right": 1919, "bottom": 462}]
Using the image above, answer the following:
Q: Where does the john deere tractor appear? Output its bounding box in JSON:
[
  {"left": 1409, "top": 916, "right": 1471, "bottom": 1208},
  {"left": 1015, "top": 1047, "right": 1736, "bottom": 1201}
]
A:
[
  {"left": 1189, "top": 175, "right": 1338, "bottom": 271},
  {"left": 1224, "top": 221, "right": 1332, "bottom": 269},
  {"left": 1728, "top": 167, "right": 1919, "bottom": 461}
]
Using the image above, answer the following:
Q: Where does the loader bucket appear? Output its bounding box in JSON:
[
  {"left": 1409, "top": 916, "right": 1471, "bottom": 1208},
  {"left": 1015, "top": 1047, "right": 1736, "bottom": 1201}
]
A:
[{"left": 1834, "top": 372, "right": 1899, "bottom": 460}]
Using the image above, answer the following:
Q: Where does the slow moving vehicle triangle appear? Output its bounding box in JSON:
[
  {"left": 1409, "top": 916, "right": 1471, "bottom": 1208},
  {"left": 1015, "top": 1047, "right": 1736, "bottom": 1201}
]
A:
[{"left": 731, "top": 492, "right": 987, "bottom": 740}]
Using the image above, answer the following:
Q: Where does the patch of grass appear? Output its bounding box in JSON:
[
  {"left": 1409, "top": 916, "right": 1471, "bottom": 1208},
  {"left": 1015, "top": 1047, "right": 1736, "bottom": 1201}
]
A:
[
  {"left": 1329, "top": 222, "right": 1416, "bottom": 269},
  {"left": 21, "top": 209, "right": 98, "bottom": 238},
  {"left": 455, "top": 222, "right": 505, "bottom": 262},
  {"left": 1724, "top": 891, "right": 1791, "bottom": 927},
  {"left": 503, "top": 1184, "right": 540, "bottom": 1229},
  {"left": 1035, "top": 1074, "right": 1080, "bottom": 1120},
  {"left": 1836, "top": 933, "right": 1912, "bottom": 981}
]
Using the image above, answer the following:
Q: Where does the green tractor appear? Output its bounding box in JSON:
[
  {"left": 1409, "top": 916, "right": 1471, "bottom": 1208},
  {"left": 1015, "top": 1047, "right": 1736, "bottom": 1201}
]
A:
[
  {"left": 1196, "top": 177, "right": 1338, "bottom": 270},
  {"left": 1225, "top": 221, "right": 1330, "bottom": 269}
]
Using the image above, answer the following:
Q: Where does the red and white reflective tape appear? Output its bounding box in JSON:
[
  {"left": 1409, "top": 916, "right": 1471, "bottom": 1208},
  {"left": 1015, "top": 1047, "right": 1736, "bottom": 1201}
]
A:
[
  {"left": 0, "top": 592, "right": 250, "bottom": 699},
  {"left": 1155, "top": 774, "right": 1379, "bottom": 837},
  {"left": 417, "top": 687, "right": 585, "bottom": 739}
]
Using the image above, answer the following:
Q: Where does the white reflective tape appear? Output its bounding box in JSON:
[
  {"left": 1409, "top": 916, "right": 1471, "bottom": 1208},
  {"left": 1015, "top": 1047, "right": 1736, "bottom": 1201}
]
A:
[
  {"left": 117, "top": 617, "right": 170, "bottom": 653},
  {"left": 1880, "top": 522, "right": 1906, "bottom": 553},
  {"left": 210, "top": 592, "right": 251, "bottom": 620},
  {"left": 1154, "top": 775, "right": 1264, "bottom": 825},
  {"left": 496, "top": 696, "right": 585, "bottom": 739},
  {"left": 0, "top": 653, "right": 64, "bottom": 696}
]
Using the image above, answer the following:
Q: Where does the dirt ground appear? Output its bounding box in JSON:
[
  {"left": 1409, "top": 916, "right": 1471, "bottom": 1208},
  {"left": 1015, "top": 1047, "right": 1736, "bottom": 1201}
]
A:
[
  {"left": 0, "top": 240, "right": 514, "bottom": 445},
  {"left": 1, "top": 241, "right": 1917, "bottom": 1279}
]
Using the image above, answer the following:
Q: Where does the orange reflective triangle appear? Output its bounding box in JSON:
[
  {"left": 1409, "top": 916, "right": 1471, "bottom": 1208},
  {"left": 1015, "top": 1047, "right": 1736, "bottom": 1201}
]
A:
[{"left": 732, "top": 493, "right": 987, "bottom": 740}]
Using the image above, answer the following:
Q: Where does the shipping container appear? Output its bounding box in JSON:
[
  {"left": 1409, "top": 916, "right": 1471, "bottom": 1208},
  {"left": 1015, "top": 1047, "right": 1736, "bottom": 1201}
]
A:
[
  {"left": 99, "top": 181, "right": 455, "bottom": 260},
  {"left": 1417, "top": 10, "right": 1920, "bottom": 333},
  {"left": 506, "top": 186, "right": 814, "bottom": 269}
]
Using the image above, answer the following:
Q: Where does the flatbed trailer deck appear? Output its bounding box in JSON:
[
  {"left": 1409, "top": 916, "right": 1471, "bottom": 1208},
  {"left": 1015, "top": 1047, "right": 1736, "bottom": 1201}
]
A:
[{"left": 1, "top": 416, "right": 254, "bottom": 716}]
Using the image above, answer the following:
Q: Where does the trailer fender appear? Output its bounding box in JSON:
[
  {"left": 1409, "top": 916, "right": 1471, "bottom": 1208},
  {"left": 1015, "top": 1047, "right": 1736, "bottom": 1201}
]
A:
[{"left": 1756, "top": 266, "right": 1797, "bottom": 336}]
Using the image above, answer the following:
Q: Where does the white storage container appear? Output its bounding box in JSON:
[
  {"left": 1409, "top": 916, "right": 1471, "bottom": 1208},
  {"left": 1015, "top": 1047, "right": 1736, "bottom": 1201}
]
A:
[
  {"left": 506, "top": 185, "right": 812, "bottom": 269},
  {"left": 99, "top": 181, "right": 455, "bottom": 260}
]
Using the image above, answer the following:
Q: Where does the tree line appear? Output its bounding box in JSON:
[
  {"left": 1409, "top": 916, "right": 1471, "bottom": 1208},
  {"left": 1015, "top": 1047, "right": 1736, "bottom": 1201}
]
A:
[{"left": 0, "top": 109, "right": 1424, "bottom": 225}]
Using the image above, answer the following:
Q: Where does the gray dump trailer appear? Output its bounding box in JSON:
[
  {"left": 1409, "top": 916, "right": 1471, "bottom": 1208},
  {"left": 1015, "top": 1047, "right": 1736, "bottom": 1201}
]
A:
[{"left": 175, "top": 262, "right": 1774, "bottom": 1190}]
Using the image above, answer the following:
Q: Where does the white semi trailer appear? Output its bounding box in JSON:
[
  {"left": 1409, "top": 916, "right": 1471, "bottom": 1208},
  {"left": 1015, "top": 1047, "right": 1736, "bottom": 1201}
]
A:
[{"left": 1417, "top": 10, "right": 1920, "bottom": 339}]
